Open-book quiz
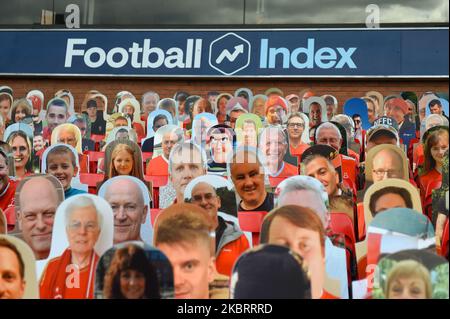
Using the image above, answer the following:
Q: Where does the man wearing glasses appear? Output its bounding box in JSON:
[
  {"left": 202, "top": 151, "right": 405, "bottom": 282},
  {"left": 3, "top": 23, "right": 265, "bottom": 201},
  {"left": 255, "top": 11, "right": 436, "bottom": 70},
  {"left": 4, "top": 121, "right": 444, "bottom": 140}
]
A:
[
  {"left": 371, "top": 148, "right": 405, "bottom": 182},
  {"left": 188, "top": 181, "right": 249, "bottom": 276},
  {"left": 287, "top": 113, "right": 309, "bottom": 158},
  {"left": 40, "top": 196, "right": 102, "bottom": 299}
]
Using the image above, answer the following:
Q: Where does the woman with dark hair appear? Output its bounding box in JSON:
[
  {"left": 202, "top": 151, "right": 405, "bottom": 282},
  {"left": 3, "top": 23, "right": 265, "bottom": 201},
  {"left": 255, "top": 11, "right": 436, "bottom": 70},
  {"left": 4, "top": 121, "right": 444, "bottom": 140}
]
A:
[
  {"left": 103, "top": 245, "right": 160, "bottom": 299},
  {"left": 215, "top": 93, "right": 231, "bottom": 124},
  {"left": 419, "top": 126, "right": 449, "bottom": 197},
  {"left": 10, "top": 99, "right": 32, "bottom": 124}
]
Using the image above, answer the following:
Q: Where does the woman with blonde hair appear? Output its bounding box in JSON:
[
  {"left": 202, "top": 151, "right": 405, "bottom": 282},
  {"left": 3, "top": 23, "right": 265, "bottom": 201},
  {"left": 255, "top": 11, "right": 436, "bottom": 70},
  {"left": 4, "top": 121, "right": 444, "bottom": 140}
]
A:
[
  {"left": 105, "top": 141, "right": 144, "bottom": 181},
  {"left": 385, "top": 260, "right": 432, "bottom": 299}
]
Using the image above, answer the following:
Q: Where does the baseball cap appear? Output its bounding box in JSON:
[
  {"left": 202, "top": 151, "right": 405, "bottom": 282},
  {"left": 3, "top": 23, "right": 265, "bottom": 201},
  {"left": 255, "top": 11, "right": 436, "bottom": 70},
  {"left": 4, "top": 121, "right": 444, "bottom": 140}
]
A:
[
  {"left": 27, "top": 95, "right": 42, "bottom": 111},
  {"left": 366, "top": 124, "right": 399, "bottom": 143},
  {"left": 0, "top": 85, "right": 13, "bottom": 96},
  {"left": 373, "top": 116, "right": 399, "bottom": 131},
  {"left": 226, "top": 97, "right": 249, "bottom": 115},
  {"left": 264, "top": 87, "right": 284, "bottom": 97},
  {"left": 86, "top": 99, "right": 97, "bottom": 109},
  {"left": 400, "top": 91, "right": 418, "bottom": 107},
  {"left": 173, "top": 91, "right": 189, "bottom": 101},
  {"left": 286, "top": 94, "right": 299, "bottom": 102},
  {"left": 301, "top": 90, "right": 315, "bottom": 100},
  {"left": 301, "top": 144, "right": 339, "bottom": 163},
  {"left": 264, "top": 96, "right": 288, "bottom": 114},
  {"left": 230, "top": 244, "right": 311, "bottom": 299},
  {"left": 324, "top": 95, "right": 336, "bottom": 106}
]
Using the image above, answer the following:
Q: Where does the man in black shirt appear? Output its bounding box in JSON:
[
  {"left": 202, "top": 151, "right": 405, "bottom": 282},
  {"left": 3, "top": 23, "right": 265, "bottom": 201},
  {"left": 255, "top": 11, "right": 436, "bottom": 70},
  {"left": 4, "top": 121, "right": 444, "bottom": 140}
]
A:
[
  {"left": 84, "top": 99, "right": 106, "bottom": 135},
  {"left": 69, "top": 114, "right": 95, "bottom": 152},
  {"left": 229, "top": 147, "right": 274, "bottom": 212}
]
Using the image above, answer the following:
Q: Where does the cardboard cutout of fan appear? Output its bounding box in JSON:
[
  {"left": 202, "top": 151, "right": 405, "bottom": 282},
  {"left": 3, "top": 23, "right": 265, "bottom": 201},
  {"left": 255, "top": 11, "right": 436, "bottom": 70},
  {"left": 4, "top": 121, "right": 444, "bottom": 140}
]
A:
[{"left": 95, "top": 242, "right": 174, "bottom": 299}]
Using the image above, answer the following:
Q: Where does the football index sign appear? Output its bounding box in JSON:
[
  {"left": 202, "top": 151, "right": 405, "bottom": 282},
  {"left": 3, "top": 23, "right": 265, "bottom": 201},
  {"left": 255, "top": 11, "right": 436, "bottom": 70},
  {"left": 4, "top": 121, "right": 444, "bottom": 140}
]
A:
[{"left": 0, "top": 28, "right": 447, "bottom": 77}]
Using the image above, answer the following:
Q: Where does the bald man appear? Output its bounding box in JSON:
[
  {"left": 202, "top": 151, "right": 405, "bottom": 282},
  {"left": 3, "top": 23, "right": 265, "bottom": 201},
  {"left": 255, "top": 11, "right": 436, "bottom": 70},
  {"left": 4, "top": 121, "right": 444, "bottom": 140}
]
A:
[
  {"left": 189, "top": 181, "right": 249, "bottom": 277},
  {"left": 16, "top": 176, "right": 63, "bottom": 260},
  {"left": 103, "top": 178, "right": 148, "bottom": 244},
  {"left": 371, "top": 149, "right": 405, "bottom": 182}
]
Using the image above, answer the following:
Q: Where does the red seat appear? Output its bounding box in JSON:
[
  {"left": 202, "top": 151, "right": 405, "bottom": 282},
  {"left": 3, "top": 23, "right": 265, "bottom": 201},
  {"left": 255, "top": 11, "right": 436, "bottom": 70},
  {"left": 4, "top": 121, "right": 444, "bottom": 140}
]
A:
[
  {"left": 144, "top": 176, "right": 168, "bottom": 209},
  {"left": 422, "top": 180, "right": 442, "bottom": 219},
  {"left": 442, "top": 219, "right": 449, "bottom": 258},
  {"left": 330, "top": 212, "right": 357, "bottom": 283},
  {"left": 357, "top": 255, "right": 367, "bottom": 280},
  {"left": 417, "top": 154, "right": 425, "bottom": 167},
  {"left": 268, "top": 176, "right": 286, "bottom": 188},
  {"left": 407, "top": 138, "right": 420, "bottom": 168},
  {"left": 341, "top": 156, "right": 357, "bottom": 185},
  {"left": 142, "top": 152, "right": 153, "bottom": 164},
  {"left": 90, "top": 134, "right": 105, "bottom": 143},
  {"left": 423, "top": 196, "right": 433, "bottom": 221},
  {"left": 4, "top": 206, "right": 16, "bottom": 232},
  {"left": 343, "top": 177, "right": 357, "bottom": 199},
  {"left": 426, "top": 180, "right": 442, "bottom": 198},
  {"left": 357, "top": 202, "right": 365, "bottom": 241},
  {"left": 87, "top": 151, "right": 105, "bottom": 173},
  {"left": 150, "top": 208, "right": 162, "bottom": 226},
  {"left": 144, "top": 175, "right": 168, "bottom": 188},
  {"left": 238, "top": 211, "right": 268, "bottom": 246},
  {"left": 330, "top": 212, "right": 356, "bottom": 245},
  {"left": 79, "top": 173, "right": 104, "bottom": 194}
]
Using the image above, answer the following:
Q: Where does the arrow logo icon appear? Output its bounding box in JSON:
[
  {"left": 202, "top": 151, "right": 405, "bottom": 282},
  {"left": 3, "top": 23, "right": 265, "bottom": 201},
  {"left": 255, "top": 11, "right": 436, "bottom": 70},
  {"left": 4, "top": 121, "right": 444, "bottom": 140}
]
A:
[{"left": 215, "top": 44, "right": 244, "bottom": 64}]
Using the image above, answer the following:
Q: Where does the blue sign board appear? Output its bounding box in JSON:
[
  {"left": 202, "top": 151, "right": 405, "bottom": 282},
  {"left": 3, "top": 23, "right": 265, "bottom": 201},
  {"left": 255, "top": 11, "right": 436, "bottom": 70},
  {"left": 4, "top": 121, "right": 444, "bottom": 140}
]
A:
[{"left": 0, "top": 28, "right": 447, "bottom": 77}]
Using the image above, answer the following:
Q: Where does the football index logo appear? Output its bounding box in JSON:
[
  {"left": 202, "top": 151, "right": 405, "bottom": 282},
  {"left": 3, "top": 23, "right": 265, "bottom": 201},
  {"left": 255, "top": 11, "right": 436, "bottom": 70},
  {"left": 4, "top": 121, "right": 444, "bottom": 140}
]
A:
[{"left": 209, "top": 33, "right": 251, "bottom": 76}]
